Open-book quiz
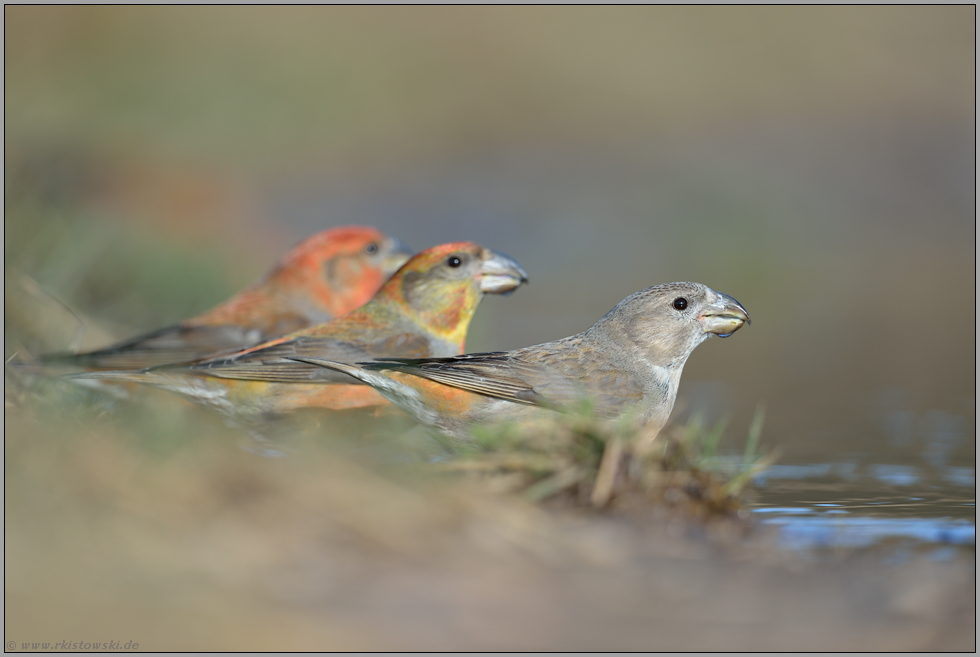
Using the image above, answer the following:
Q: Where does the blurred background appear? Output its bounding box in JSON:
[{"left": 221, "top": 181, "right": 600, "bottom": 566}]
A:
[{"left": 5, "top": 6, "right": 975, "bottom": 650}]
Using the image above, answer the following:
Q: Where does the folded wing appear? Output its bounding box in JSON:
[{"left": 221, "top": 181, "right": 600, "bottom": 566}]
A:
[
  {"left": 41, "top": 324, "right": 264, "bottom": 370},
  {"left": 363, "top": 352, "right": 546, "bottom": 406}
]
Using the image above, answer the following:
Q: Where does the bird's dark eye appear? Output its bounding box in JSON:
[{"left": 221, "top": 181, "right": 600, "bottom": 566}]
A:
[
  {"left": 364, "top": 242, "right": 379, "bottom": 255},
  {"left": 447, "top": 256, "right": 462, "bottom": 268},
  {"left": 672, "top": 297, "right": 688, "bottom": 310}
]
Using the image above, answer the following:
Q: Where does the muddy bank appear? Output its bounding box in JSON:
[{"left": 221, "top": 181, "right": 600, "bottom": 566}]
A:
[{"left": 5, "top": 405, "right": 974, "bottom": 651}]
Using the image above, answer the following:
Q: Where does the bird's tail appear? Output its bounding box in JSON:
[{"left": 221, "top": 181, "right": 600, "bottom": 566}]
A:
[
  {"left": 65, "top": 368, "right": 239, "bottom": 413},
  {"left": 7, "top": 348, "right": 134, "bottom": 374},
  {"left": 287, "top": 357, "right": 431, "bottom": 422},
  {"left": 286, "top": 357, "right": 374, "bottom": 384},
  {"left": 67, "top": 369, "right": 163, "bottom": 385},
  {"left": 5, "top": 357, "right": 140, "bottom": 400},
  {"left": 65, "top": 369, "right": 209, "bottom": 398}
]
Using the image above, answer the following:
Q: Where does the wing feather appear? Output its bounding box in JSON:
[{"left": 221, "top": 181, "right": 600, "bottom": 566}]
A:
[{"left": 364, "top": 353, "right": 547, "bottom": 406}]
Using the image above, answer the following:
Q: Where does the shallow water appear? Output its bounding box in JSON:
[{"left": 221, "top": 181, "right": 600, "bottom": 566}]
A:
[{"left": 750, "top": 461, "right": 975, "bottom": 550}]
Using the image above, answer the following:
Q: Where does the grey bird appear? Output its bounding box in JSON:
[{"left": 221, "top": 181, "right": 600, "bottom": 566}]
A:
[{"left": 292, "top": 282, "right": 751, "bottom": 442}]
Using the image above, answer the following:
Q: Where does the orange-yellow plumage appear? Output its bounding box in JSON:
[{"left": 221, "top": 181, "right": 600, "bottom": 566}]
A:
[{"left": 74, "top": 242, "right": 529, "bottom": 426}]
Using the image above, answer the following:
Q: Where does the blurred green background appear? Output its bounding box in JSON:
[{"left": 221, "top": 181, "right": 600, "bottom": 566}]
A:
[{"left": 4, "top": 6, "right": 975, "bottom": 650}]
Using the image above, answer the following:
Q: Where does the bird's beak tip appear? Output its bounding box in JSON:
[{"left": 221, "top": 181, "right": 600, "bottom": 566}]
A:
[
  {"left": 700, "top": 291, "right": 750, "bottom": 336},
  {"left": 480, "top": 250, "right": 529, "bottom": 294}
]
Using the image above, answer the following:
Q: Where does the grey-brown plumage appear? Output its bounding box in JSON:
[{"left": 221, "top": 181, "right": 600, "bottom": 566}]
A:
[{"left": 294, "top": 282, "right": 750, "bottom": 441}]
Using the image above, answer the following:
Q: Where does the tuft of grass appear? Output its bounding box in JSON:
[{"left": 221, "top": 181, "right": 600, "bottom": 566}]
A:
[
  {"left": 432, "top": 401, "right": 777, "bottom": 519},
  {"left": 672, "top": 403, "right": 779, "bottom": 497}
]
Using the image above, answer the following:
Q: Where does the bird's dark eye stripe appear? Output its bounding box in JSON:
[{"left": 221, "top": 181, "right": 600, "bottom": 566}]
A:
[
  {"left": 364, "top": 242, "right": 379, "bottom": 254},
  {"left": 672, "top": 297, "right": 688, "bottom": 310},
  {"left": 447, "top": 256, "right": 462, "bottom": 268}
]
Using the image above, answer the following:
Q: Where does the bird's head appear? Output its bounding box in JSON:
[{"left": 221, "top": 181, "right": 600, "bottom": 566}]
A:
[
  {"left": 378, "top": 241, "right": 529, "bottom": 348},
  {"left": 266, "top": 226, "right": 413, "bottom": 317},
  {"left": 598, "top": 282, "right": 750, "bottom": 366}
]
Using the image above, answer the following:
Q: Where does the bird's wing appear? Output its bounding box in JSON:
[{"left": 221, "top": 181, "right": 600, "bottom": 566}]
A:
[
  {"left": 184, "top": 332, "right": 432, "bottom": 384},
  {"left": 361, "top": 336, "right": 640, "bottom": 413},
  {"left": 363, "top": 353, "right": 548, "bottom": 406},
  {"left": 40, "top": 324, "right": 264, "bottom": 371}
]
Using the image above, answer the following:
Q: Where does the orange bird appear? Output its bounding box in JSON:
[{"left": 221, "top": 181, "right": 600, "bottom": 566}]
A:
[
  {"left": 74, "top": 242, "right": 529, "bottom": 426},
  {"left": 41, "top": 226, "right": 412, "bottom": 370}
]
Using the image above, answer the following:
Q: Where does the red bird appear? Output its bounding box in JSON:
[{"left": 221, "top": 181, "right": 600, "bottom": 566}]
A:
[{"left": 40, "top": 226, "right": 412, "bottom": 369}]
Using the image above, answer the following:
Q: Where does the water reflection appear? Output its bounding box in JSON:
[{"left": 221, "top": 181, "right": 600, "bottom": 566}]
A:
[
  {"left": 943, "top": 467, "right": 976, "bottom": 487},
  {"left": 868, "top": 464, "right": 920, "bottom": 486},
  {"left": 751, "top": 461, "right": 976, "bottom": 550},
  {"left": 751, "top": 462, "right": 975, "bottom": 488},
  {"left": 758, "top": 516, "right": 975, "bottom": 550}
]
